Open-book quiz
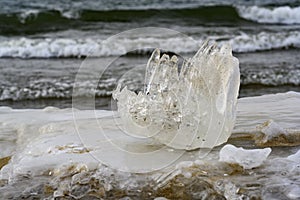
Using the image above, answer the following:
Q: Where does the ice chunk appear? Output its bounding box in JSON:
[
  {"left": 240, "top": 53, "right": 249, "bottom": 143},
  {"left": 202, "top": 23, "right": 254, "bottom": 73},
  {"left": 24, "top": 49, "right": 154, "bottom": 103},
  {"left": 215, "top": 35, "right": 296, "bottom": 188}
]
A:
[
  {"left": 255, "top": 120, "right": 300, "bottom": 147},
  {"left": 113, "top": 41, "right": 240, "bottom": 150},
  {"left": 154, "top": 198, "right": 168, "bottom": 200},
  {"left": 287, "top": 150, "right": 300, "bottom": 163},
  {"left": 219, "top": 144, "right": 271, "bottom": 169},
  {"left": 258, "top": 120, "right": 288, "bottom": 138}
]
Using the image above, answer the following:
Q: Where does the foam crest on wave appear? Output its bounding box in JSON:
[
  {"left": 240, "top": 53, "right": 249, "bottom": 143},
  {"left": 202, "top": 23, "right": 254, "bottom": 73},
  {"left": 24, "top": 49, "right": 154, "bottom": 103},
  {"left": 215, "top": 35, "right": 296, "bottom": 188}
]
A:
[
  {"left": 0, "top": 31, "right": 300, "bottom": 58},
  {"left": 17, "top": 9, "right": 80, "bottom": 22},
  {"left": 2, "top": 5, "right": 300, "bottom": 28},
  {"left": 230, "top": 31, "right": 300, "bottom": 52},
  {"left": 0, "top": 37, "right": 199, "bottom": 58},
  {"left": 237, "top": 6, "right": 300, "bottom": 24}
]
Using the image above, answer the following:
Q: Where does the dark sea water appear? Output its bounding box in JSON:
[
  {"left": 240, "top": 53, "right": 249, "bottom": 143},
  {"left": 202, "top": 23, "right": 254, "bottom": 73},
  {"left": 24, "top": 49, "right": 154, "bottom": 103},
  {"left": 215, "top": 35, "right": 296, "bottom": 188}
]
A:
[{"left": 0, "top": 0, "right": 300, "bottom": 109}]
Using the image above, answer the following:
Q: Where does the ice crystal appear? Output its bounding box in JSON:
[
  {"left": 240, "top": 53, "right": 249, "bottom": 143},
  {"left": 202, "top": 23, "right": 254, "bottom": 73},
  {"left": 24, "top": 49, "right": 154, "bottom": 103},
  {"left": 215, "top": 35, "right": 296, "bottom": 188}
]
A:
[{"left": 113, "top": 41, "right": 240, "bottom": 150}]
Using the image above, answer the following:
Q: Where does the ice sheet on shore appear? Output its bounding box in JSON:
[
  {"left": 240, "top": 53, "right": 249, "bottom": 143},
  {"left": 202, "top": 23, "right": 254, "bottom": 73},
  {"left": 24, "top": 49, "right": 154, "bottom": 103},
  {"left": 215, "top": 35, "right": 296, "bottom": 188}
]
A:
[
  {"left": 0, "top": 92, "right": 300, "bottom": 173},
  {"left": 0, "top": 92, "right": 300, "bottom": 199},
  {"left": 234, "top": 91, "right": 300, "bottom": 132}
]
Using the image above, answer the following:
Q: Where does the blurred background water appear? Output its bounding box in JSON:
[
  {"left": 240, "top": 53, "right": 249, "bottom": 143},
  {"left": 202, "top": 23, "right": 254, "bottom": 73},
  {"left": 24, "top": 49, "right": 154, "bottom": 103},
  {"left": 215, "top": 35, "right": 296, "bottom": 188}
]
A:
[{"left": 0, "top": 0, "right": 300, "bottom": 109}]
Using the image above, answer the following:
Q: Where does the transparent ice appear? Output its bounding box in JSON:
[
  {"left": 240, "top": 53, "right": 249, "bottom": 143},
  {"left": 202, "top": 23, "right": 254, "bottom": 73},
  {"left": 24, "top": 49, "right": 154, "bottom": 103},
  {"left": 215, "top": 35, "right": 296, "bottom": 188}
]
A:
[{"left": 113, "top": 41, "right": 240, "bottom": 150}]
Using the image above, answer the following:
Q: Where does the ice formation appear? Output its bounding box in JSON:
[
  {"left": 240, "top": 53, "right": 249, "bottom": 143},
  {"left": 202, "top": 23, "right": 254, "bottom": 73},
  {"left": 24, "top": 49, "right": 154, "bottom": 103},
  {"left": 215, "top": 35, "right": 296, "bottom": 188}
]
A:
[
  {"left": 0, "top": 92, "right": 300, "bottom": 199},
  {"left": 287, "top": 149, "right": 300, "bottom": 163},
  {"left": 254, "top": 120, "right": 300, "bottom": 147},
  {"left": 113, "top": 41, "right": 240, "bottom": 150},
  {"left": 219, "top": 144, "right": 271, "bottom": 169}
]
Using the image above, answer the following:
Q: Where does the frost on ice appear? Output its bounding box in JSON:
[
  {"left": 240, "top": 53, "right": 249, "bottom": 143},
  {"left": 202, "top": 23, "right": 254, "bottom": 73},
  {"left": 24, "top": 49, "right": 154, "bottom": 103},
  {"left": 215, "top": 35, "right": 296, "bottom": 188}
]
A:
[
  {"left": 113, "top": 41, "right": 240, "bottom": 150},
  {"left": 219, "top": 144, "right": 272, "bottom": 169}
]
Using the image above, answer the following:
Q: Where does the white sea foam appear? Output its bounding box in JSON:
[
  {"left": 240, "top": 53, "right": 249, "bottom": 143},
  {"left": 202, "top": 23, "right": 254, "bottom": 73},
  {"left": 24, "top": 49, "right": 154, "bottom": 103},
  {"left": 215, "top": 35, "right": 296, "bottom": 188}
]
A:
[
  {"left": 18, "top": 9, "right": 40, "bottom": 23},
  {"left": 229, "top": 31, "right": 300, "bottom": 52},
  {"left": 237, "top": 6, "right": 300, "bottom": 24},
  {"left": 0, "top": 37, "right": 199, "bottom": 58},
  {"left": 0, "top": 31, "right": 300, "bottom": 58},
  {"left": 5, "top": 4, "right": 300, "bottom": 26}
]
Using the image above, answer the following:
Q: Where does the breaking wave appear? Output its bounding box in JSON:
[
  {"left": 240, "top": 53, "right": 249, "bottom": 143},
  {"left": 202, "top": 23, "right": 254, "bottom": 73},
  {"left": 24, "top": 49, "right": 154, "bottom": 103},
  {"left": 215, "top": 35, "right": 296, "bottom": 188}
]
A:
[
  {"left": 0, "top": 37, "right": 199, "bottom": 58},
  {"left": 0, "top": 6, "right": 244, "bottom": 35},
  {"left": 1, "top": 5, "right": 300, "bottom": 35},
  {"left": 229, "top": 31, "right": 300, "bottom": 52},
  {"left": 0, "top": 31, "right": 299, "bottom": 58},
  {"left": 237, "top": 6, "right": 300, "bottom": 24}
]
